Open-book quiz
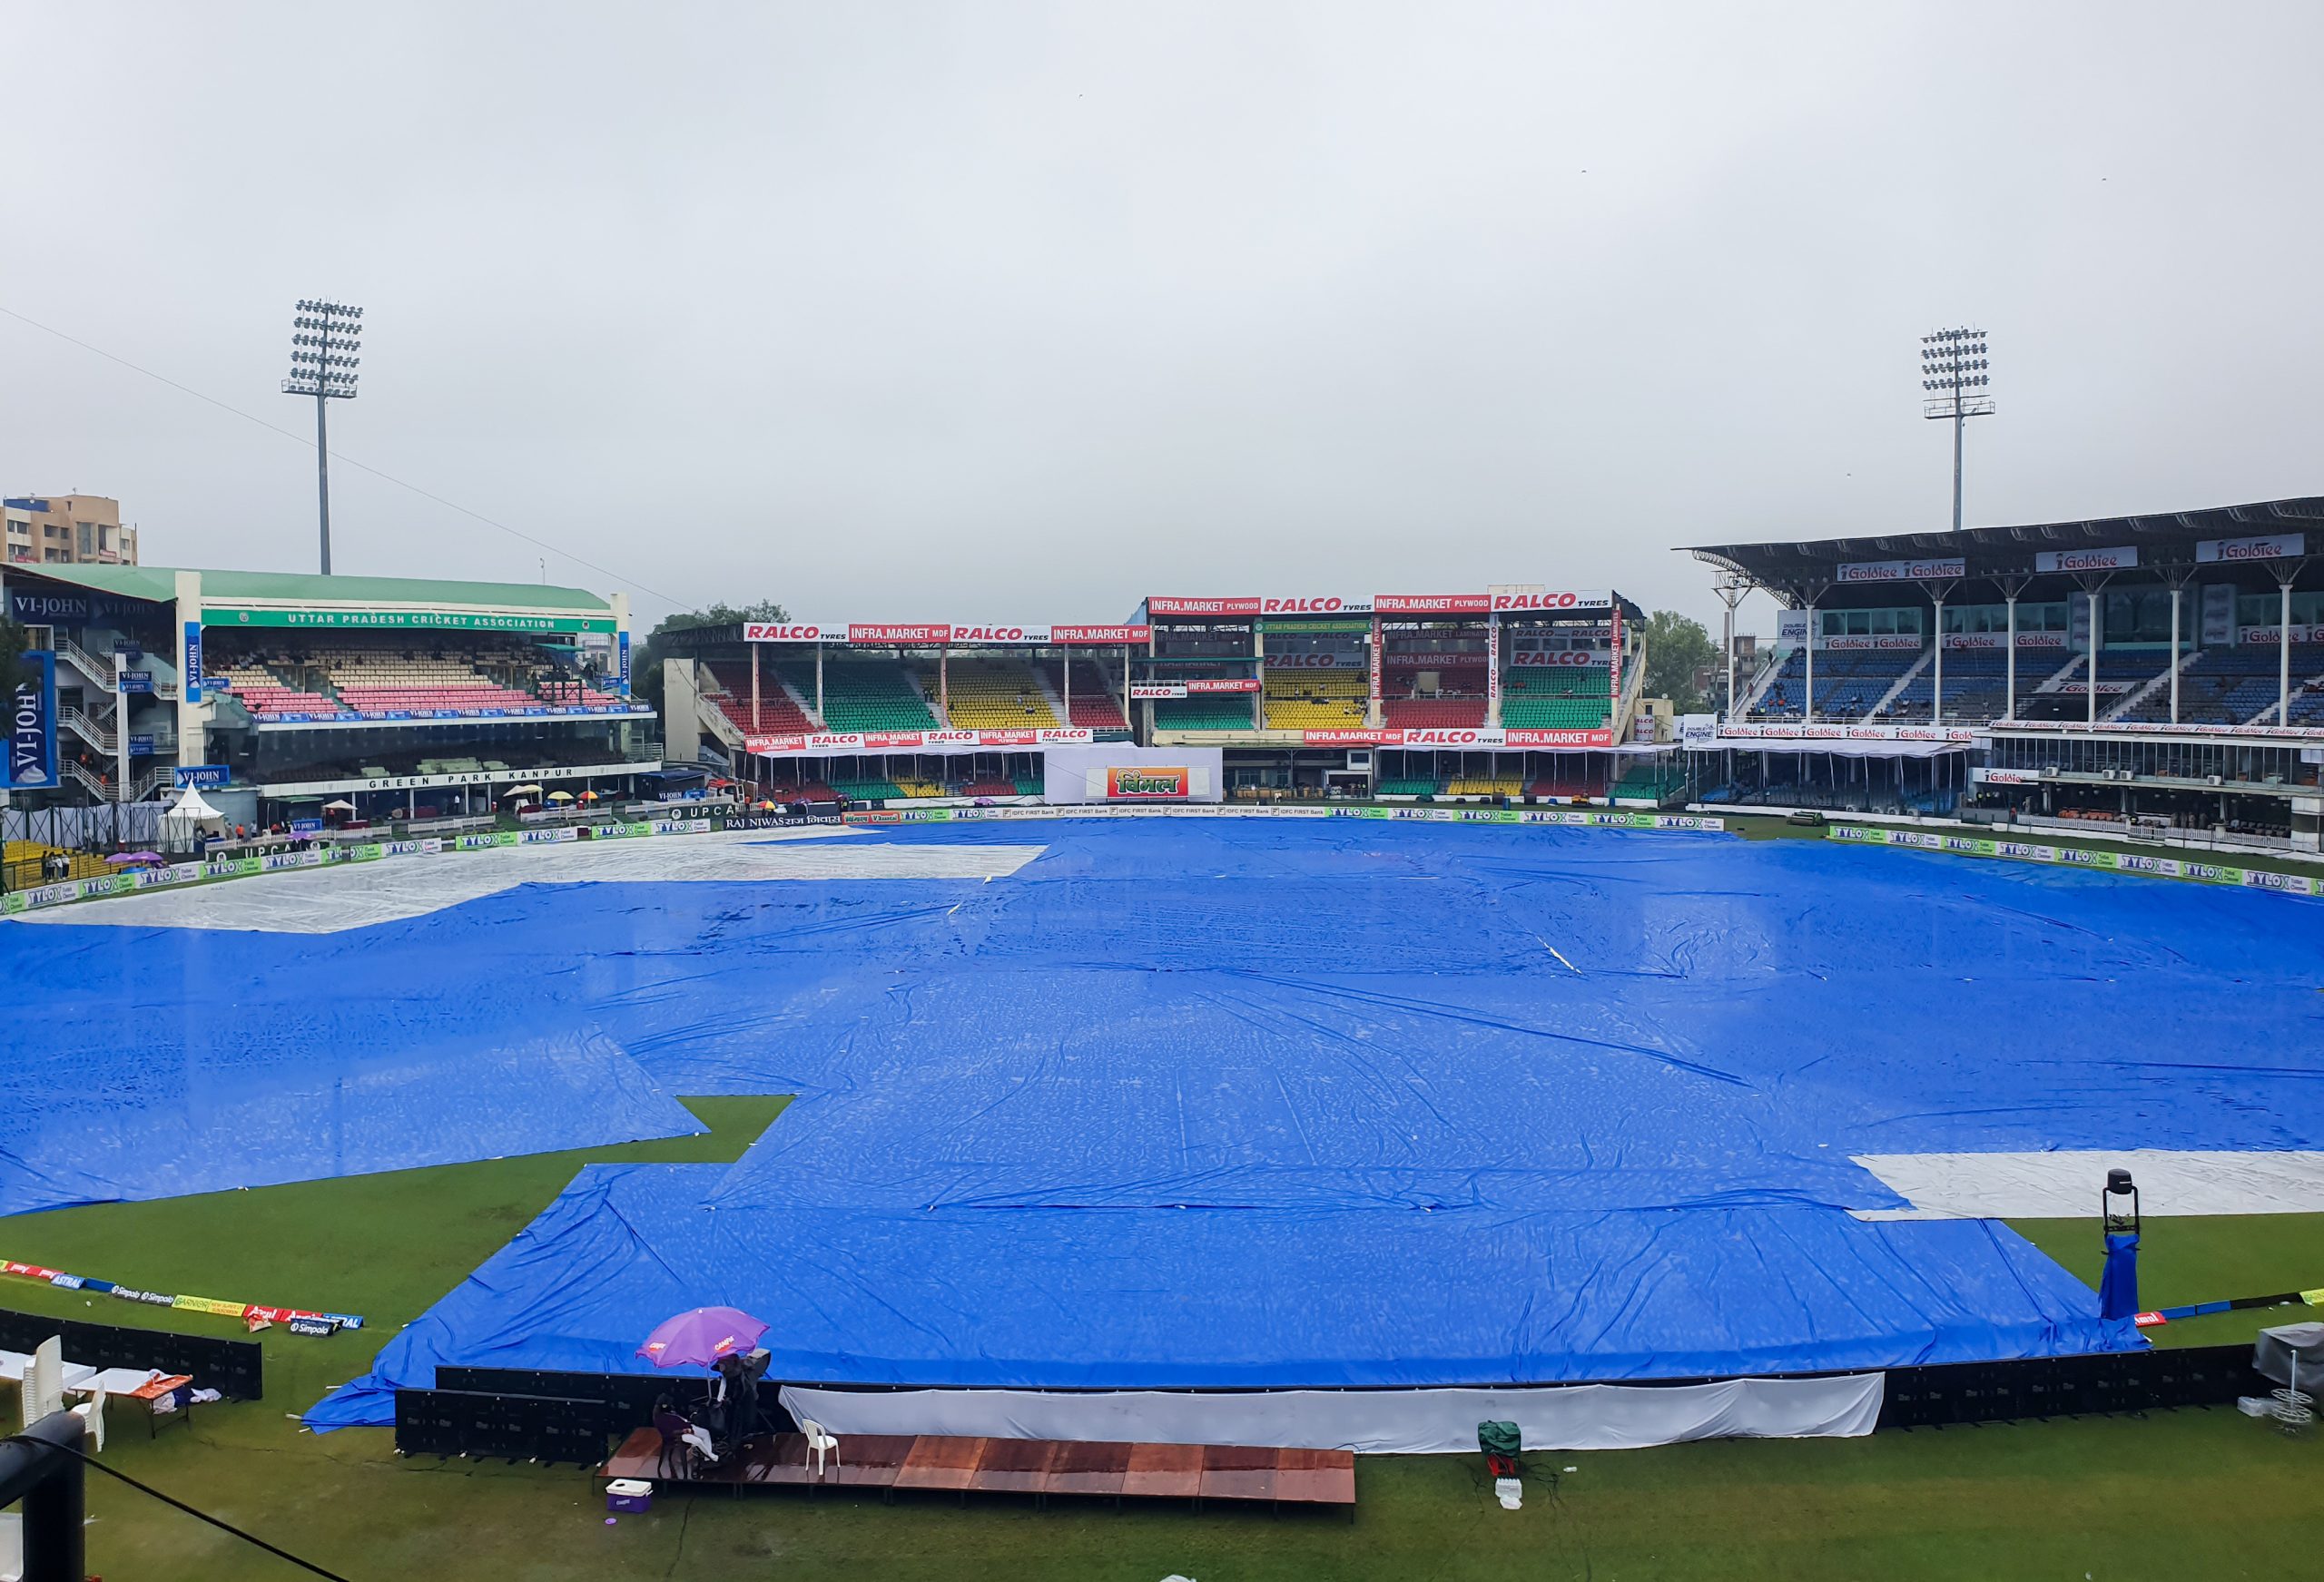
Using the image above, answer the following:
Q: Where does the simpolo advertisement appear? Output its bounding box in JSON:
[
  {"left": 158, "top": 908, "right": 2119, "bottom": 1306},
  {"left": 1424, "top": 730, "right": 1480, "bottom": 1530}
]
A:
[{"left": 1105, "top": 765, "right": 1190, "bottom": 800}]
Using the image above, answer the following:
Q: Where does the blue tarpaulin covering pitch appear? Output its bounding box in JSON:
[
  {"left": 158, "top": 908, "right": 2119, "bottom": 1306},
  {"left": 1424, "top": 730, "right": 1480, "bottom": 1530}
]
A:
[
  {"left": 0, "top": 921, "right": 705, "bottom": 1215},
  {"left": 300, "top": 818, "right": 2324, "bottom": 1425}
]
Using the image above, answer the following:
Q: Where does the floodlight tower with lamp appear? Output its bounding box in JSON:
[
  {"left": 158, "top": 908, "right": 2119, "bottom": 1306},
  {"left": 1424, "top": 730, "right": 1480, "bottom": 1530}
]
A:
[
  {"left": 1921, "top": 327, "right": 1993, "bottom": 533},
  {"left": 283, "top": 300, "right": 363, "bottom": 575}
]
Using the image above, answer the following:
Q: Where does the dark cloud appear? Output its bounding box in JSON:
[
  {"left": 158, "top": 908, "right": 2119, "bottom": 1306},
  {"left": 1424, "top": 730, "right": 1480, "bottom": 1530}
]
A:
[{"left": 4, "top": 2, "right": 2319, "bottom": 633}]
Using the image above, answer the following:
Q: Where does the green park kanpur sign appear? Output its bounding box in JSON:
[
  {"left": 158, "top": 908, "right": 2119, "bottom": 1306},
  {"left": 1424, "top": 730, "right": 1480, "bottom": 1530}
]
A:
[{"left": 202, "top": 607, "right": 616, "bottom": 634}]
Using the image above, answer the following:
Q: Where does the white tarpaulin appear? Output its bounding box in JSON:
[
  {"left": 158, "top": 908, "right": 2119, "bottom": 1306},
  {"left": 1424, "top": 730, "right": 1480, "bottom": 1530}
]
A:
[
  {"left": 17, "top": 828, "right": 1042, "bottom": 934},
  {"left": 1040, "top": 744, "right": 1224, "bottom": 805},
  {"left": 1852, "top": 1149, "right": 2324, "bottom": 1219},
  {"left": 778, "top": 1374, "right": 1884, "bottom": 1454}
]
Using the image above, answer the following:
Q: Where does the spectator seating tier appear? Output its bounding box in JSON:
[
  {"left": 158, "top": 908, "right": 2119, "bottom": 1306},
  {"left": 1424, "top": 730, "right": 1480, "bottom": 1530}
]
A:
[
  {"left": 704, "top": 663, "right": 817, "bottom": 734},
  {"left": 1043, "top": 661, "right": 1129, "bottom": 729},
  {"left": 1501, "top": 664, "right": 1611, "bottom": 730},
  {"left": 1261, "top": 670, "right": 1366, "bottom": 730},
  {"left": 1383, "top": 697, "right": 1488, "bottom": 729},
  {"left": 931, "top": 661, "right": 1059, "bottom": 730},
  {"left": 1610, "top": 763, "right": 1685, "bottom": 801},
  {"left": 1153, "top": 696, "right": 1258, "bottom": 731},
  {"left": 778, "top": 662, "right": 938, "bottom": 732}
]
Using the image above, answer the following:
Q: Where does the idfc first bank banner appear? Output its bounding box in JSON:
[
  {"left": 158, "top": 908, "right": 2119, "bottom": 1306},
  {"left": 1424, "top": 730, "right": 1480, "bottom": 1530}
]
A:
[{"left": 4, "top": 651, "right": 58, "bottom": 790}]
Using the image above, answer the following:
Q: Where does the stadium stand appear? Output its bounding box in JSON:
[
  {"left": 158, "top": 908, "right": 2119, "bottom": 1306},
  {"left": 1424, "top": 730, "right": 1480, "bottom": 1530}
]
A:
[
  {"left": 1525, "top": 775, "right": 1598, "bottom": 801},
  {"left": 1383, "top": 696, "right": 1489, "bottom": 728},
  {"left": 211, "top": 658, "right": 339, "bottom": 720},
  {"left": 1261, "top": 670, "right": 1366, "bottom": 729},
  {"left": 2111, "top": 647, "right": 2318, "bottom": 725},
  {"left": 761, "top": 778, "right": 838, "bottom": 803},
  {"left": 1151, "top": 695, "right": 1257, "bottom": 731},
  {"left": 1747, "top": 649, "right": 1919, "bottom": 721},
  {"left": 1920, "top": 648, "right": 2066, "bottom": 722},
  {"left": 1042, "top": 660, "right": 1129, "bottom": 730},
  {"left": 829, "top": 774, "right": 905, "bottom": 801},
  {"left": 778, "top": 661, "right": 938, "bottom": 732},
  {"left": 4, "top": 842, "right": 108, "bottom": 882},
  {"left": 535, "top": 677, "right": 625, "bottom": 708},
  {"left": 933, "top": 660, "right": 1059, "bottom": 730},
  {"left": 1501, "top": 665, "right": 1611, "bottom": 729},
  {"left": 703, "top": 663, "right": 817, "bottom": 734},
  {"left": 1373, "top": 774, "right": 1443, "bottom": 796},
  {"left": 324, "top": 648, "right": 539, "bottom": 714},
  {"left": 1827, "top": 652, "right": 1925, "bottom": 719},
  {"left": 1446, "top": 774, "right": 1521, "bottom": 798},
  {"left": 1610, "top": 762, "right": 1685, "bottom": 802}
]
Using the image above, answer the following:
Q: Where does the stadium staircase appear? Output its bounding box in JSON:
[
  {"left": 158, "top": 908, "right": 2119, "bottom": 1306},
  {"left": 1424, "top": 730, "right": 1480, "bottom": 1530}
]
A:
[
  {"left": 1733, "top": 650, "right": 1787, "bottom": 718},
  {"left": 1043, "top": 660, "right": 1130, "bottom": 732},
  {"left": 56, "top": 632, "right": 180, "bottom": 699},
  {"left": 2102, "top": 653, "right": 2199, "bottom": 722},
  {"left": 703, "top": 662, "right": 818, "bottom": 738}
]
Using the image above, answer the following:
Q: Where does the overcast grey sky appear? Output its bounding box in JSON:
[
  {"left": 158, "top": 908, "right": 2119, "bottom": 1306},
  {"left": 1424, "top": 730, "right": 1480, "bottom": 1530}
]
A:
[{"left": 4, "top": 3, "right": 2319, "bottom": 632}]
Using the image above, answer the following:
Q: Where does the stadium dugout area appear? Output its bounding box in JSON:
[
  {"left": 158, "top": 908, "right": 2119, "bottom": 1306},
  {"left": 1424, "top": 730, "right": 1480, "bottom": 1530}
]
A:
[
  {"left": 1680, "top": 495, "right": 2324, "bottom": 849},
  {"left": 658, "top": 590, "right": 1657, "bottom": 811},
  {"left": 0, "top": 563, "right": 655, "bottom": 832}
]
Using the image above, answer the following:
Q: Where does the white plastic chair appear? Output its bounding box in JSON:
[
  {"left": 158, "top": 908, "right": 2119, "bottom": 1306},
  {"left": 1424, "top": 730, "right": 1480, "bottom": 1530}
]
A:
[{"left": 801, "top": 1419, "right": 841, "bottom": 1478}]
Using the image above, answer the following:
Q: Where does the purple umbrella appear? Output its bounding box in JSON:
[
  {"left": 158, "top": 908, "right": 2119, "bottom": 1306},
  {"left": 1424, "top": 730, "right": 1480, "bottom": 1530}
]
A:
[
  {"left": 636, "top": 1306, "right": 768, "bottom": 1369},
  {"left": 105, "top": 851, "right": 164, "bottom": 866}
]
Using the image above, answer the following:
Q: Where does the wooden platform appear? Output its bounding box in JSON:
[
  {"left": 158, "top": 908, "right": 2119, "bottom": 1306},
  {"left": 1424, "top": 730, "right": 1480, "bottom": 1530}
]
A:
[{"left": 604, "top": 1427, "right": 1355, "bottom": 1509}]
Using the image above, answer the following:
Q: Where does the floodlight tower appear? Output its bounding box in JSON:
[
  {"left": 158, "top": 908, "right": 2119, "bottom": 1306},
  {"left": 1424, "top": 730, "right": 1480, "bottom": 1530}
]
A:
[
  {"left": 1921, "top": 327, "right": 1993, "bottom": 533},
  {"left": 283, "top": 300, "right": 363, "bottom": 575}
]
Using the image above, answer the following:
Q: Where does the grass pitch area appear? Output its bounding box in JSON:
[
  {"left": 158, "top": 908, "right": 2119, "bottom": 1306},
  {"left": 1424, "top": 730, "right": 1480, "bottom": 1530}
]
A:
[{"left": 2, "top": 1098, "right": 2319, "bottom": 1580}]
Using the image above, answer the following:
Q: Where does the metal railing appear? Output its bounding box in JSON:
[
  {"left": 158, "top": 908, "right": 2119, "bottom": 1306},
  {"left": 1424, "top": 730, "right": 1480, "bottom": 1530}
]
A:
[{"left": 59, "top": 707, "right": 115, "bottom": 753}]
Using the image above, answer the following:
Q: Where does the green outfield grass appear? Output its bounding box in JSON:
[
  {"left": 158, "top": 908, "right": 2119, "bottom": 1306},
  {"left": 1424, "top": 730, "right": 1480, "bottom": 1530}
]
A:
[{"left": 3, "top": 1100, "right": 2320, "bottom": 1580}]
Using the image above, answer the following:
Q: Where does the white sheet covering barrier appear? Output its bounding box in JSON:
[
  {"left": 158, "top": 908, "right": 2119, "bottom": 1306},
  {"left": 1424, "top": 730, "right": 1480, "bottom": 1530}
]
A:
[{"left": 778, "top": 1374, "right": 1884, "bottom": 1454}]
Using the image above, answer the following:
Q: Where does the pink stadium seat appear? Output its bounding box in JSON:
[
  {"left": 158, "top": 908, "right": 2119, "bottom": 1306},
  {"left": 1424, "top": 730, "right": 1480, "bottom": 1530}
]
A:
[{"left": 1382, "top": 697, "right": 1488, "bottom": 729}]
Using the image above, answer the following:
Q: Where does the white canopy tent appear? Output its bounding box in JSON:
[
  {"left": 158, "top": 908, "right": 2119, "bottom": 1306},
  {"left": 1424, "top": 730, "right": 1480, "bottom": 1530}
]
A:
[{"left": 161, "top": 787, "right": 228, "bottom": 835}]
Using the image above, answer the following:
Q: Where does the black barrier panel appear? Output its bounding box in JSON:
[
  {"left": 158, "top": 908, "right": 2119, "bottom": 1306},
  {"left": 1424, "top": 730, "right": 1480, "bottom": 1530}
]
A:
[
  {"left": 1878, "top": 1343, "right": 2265, "bottom": 1429},
  {"left": 438, "top": 1366, "right": 799, "bottom": 1436},
  {"left": 393, "top": 1390, "right": 614, "bottom": 1466},
  {"left": 0, "top": 1305, "right": 263, "bottom": 1400},
  {"left": 409, "top": 1345, "right": 2262, "bottom": 1454}
]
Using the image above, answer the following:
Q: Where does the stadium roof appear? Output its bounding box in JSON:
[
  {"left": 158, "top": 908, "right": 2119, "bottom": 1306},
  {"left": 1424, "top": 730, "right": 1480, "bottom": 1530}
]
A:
[
  {"left": 11, "top": 563, "right": 613, "bottom": 612},
  {"left": 1684, "top": 496, "right": 2324, "bottom": 589}
]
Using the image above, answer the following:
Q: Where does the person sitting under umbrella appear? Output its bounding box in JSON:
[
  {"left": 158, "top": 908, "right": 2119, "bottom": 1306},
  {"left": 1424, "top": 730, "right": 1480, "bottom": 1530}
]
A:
[{"left": 637, "top": 1307, "right": 773, "bottom": 1463}]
